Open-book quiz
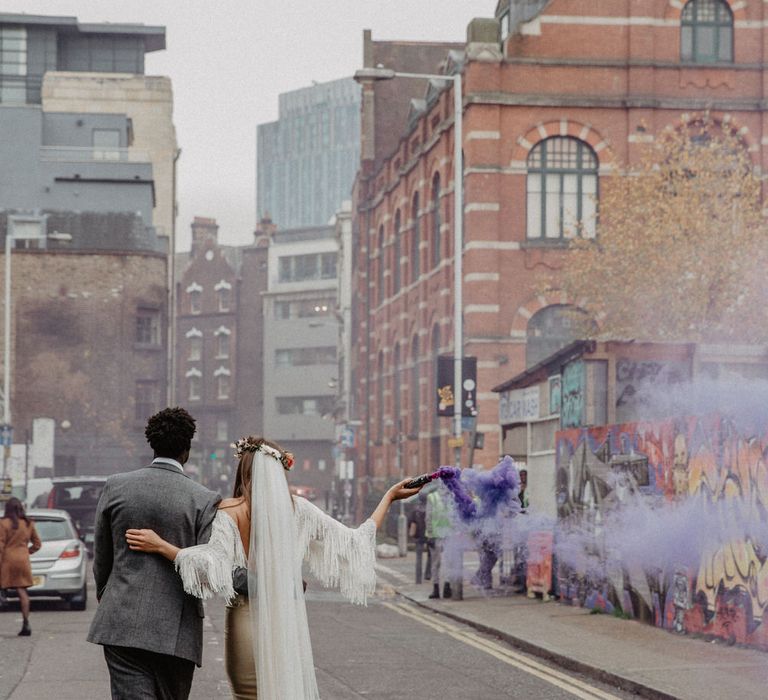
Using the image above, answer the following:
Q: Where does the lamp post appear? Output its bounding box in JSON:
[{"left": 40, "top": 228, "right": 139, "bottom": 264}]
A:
[{"left": 353, "top": 67, "right": 465, "bottom": 471}]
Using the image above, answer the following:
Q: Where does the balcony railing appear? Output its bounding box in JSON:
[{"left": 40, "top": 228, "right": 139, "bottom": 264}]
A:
[{"left": 39, "top": 146, "right": 151, "bottom": 164}]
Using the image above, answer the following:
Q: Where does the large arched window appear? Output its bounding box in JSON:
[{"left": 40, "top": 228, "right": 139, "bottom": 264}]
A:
[
  {"left": 377, "top": 225, "right": 385, "bottom": 305},
  {"left": 431, "top": 173, "right": 441, "bottom": 268},
  {"left": 410, "top": 335, "right": 420, "bottom": 436},
  {"left": 527, "top": 137, "right": 598, "bottom": 241},
  {"left": 393, "top": 210, "right": 402, "bottom": 294},
  {"left": 681, "top": 0, "right": 733, "bottom": 64},
  {"left": 411, "top": 193, "right": 420, "bottom": 283},
  {"left": 526, "top": 304, "right": 593, "bottom": 368}
]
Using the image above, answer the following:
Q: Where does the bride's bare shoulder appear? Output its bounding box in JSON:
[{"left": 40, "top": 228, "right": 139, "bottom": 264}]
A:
[{"left": 219, "top": 497, "right": 246, "bottom": 510}]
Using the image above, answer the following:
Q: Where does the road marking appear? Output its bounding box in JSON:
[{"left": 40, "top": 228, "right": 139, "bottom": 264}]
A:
[
  {"left": 381, "top": 601, "right": 622, "bottom": 700},
  {"left": 374, "top": 562, "right": 411, "bottom": 585}
]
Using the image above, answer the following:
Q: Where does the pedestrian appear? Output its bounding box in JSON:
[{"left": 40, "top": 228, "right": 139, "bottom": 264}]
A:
[
  {"left": 0, "top": 497, "right": 42, "bottom": 636},
  {"left": 426, "top": 488, "right": 452, "bottom": 599},
  {"left": 407, "top": 493, "right": 429, "bottom": 583}
]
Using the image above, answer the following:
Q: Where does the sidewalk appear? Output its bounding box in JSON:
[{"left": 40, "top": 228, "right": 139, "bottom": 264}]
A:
[{"left": 376, "top": 552, "right": 768, "bottom": 700}]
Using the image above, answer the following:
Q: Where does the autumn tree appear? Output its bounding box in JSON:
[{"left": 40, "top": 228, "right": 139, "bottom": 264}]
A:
[{"left": 559, "top": 117, "right": 768, "bottom": 343}]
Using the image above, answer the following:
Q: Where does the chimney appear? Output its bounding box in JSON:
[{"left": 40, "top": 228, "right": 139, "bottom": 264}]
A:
[
  {"left": 190, "top": 216, "right": 218, "bottom": 257},
  {"left": 254, "top": 213, "right": 276, "bottom": 247}
]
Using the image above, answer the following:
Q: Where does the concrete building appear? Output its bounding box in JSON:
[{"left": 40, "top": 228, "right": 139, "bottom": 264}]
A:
[
  {"left": 0, "top": 13, "right": 176, "bottom": 475},
  {"left": 257, "top": 78, "right": 360, "bottom": 230},
  {"left": 352, "top": 0, "right": 768, "bottom": 502},
  {"left": 261, "top": 223, "right": 339, "bottom": 495}
]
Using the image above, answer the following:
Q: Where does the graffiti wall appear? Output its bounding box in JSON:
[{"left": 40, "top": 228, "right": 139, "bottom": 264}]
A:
[{"left": 555, "top": 415, "right": 768, "bottom": 648}]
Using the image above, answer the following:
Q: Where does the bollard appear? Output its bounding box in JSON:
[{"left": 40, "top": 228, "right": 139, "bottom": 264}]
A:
[{"left": 415, "top": 541, "right": 423, "bottom": 584}]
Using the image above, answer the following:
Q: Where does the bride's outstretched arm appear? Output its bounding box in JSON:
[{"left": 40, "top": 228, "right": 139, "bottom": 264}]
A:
[{"left": 295, "top": 477, "right": 423, "bottom": 605}]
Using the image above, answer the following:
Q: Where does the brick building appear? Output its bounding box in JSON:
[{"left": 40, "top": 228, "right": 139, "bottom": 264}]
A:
[
  {"left": 352, "top": 0, "right": 767, "bottom": 499},
  {"left": 175, "top": 217, "right": 241, "bottom": 486}
]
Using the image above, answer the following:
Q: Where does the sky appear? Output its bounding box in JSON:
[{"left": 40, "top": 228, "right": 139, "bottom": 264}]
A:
[{"left": 11, "top": 1, "right": 493, "bottom": 249}]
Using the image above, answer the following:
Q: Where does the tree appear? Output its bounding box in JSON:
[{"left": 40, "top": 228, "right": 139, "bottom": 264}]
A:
[{"left": 559, "top": 117, "right": 768, "bottom": 343}]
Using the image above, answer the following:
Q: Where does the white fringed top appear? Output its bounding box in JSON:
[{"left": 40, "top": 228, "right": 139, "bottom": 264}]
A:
[{"left": 174, "top": 497, "right": 378, "bottom": 606}]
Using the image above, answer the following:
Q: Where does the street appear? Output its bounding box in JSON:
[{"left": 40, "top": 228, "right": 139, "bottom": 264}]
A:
[{"left": 0, "top": 569, "right": 632, "bottom": 700}]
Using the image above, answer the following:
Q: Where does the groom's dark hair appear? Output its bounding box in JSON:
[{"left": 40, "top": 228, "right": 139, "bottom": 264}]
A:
[{"left": 145, "top": 407, "right": 197, "bottom": 458}]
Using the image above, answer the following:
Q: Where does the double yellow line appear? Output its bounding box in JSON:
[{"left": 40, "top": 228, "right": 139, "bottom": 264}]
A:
[{"left": 380, "top": 600, "right": 622, "bottom": 700}]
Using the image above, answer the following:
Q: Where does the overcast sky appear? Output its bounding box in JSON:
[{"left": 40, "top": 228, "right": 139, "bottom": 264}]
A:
[{"left": 11, "top": 1, "right": 492, "bottom": 249}]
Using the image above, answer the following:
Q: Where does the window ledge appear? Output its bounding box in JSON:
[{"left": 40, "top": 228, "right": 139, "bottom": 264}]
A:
[
  {"left": 521, "top": 239, "right": 571, "bottom": 249},
  {"left": 134, "top": 342, "right": 162, "bottom": 351}
]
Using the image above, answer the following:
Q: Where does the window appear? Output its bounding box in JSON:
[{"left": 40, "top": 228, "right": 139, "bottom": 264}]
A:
[
  {"left": 274, "top": 298, "right": 333, "bottom": 319},
  {"left": 411, "top": 193, "right": 420, "bottom": 283},
  {"left": 278, "top": 253, "right": 336, "bottom": 282},
  {"left": 9, "top": 215, "right": 45, "bottom": 249},
  {"left": 411, "top": 336, "right": 420, "bottom": 436},
  {"left": 378, "top": 351, "right": 385, "bottom": 441},
  {"left": 93, "top": 129, "right": 121, "bottom": 160},
  {"left": 275, "top": 301, "right": 291, "bottom": 319},
  {"left": 377, "top": 226, "right": 386, "bottom": 304},
  {"left": 526, "top": 137, "right": 598, "bottom": 241},
  {"left": 526, "top": 304, "right": 593, "bottom": 368},
  {"left": 0, "top": 27, "right": 27, "bottom": 104},
  {"left": 134, "top": 381, "right": 158, "bottom": 421},
  {"left": 431, "top": 325, "right": 440, "bottom": 433},
  {"left": 136, "top": 308, "right": 161, "bottom": 345},
  {"left": 431, "top": 174, "right": 442, "bottom": 268},
  {"left": 217, "top": 374, "right": 230, "bottom": 400},
  {"left": 188, "top": 374, "right": 201, "bottom": 401},
  {"left": 275, "top": 346, "right": 336, "bottom": 367},
  {"left": 217, "top": 418, "right": 229, "bottom": 442},
  {"left": 217, "top": 287, "right": 231, "bottom": 312},
  {"left": 681, "top": 0, "right": 733, "bottom": 64},
  {"left": 190, "top": 290, "right": 201, "bottom": 314},
  {"left": 393, "top": 344, "right": 401, "bottom": 435},
  {"left": 276, "top": 396, "right": 334, "bottom": 415},
  {"left": 393, "top": 210, "right": 402, "bottom": 293},
  {"left": 216, "top": 332, "right": 230, "bottom": 359},
  {"left": 188, "top": 336, "right": 202, "bottom": 361}
]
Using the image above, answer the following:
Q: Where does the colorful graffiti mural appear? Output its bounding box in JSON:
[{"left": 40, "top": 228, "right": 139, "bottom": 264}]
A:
[{"left": 556, "top": 415, "right": 768, "bottom": 648}]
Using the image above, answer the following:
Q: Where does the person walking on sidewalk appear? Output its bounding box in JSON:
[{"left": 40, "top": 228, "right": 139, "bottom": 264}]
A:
[
  {"left": 426, "top": 488, "right": 452, "bottom": 599},
  {"left": 408, "top": 493, "right": 430, "bottom": 583},
  {"left": 0, "top": 497, "right": 42, "bottom": 636}
]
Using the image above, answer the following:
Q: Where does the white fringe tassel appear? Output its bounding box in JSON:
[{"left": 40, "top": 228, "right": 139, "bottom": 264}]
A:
[
  {"left": 294, "top": 497, "right": 377, "bottom": 606},
  {"left": 175, "top": 511, "right": 246, "bottom": 605}
]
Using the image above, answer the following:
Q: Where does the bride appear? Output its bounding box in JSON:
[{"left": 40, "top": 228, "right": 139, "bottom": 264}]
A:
[{"left": 125, "top": 436, "right": 422, "bottom": 699}]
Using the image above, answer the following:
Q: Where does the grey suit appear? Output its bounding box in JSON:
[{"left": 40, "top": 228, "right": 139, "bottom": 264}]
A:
[{"left": 87, "top": 463, "right": 220, "bottom": 683}]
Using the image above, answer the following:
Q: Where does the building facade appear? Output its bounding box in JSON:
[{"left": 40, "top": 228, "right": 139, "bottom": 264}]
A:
[
  {"left": 257, "top": 78, "right": 361, "bottom": 230},
  {"left": 0, "top": 13, "right": 175, "bottom": 476},
  {"left": 352, "top": 0, "right": 768, "bottom": 502}
]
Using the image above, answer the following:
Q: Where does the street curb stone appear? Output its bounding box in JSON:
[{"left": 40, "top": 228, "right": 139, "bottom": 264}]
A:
[{"left": 396, "top": 590, "right": 680, "bottom": 700}]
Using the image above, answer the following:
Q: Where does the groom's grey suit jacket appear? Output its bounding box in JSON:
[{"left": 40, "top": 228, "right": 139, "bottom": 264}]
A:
[{"left": 86, "top": 463, "right": 221, "bottom": 666}]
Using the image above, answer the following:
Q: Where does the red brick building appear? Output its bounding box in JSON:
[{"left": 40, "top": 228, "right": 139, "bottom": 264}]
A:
[{"left": 352, "top": 0, "right": 767, "bottom": 498}]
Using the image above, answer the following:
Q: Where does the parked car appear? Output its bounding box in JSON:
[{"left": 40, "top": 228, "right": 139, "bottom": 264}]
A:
[
  {"left": 0, "top": 509, "right": 88, "bottom": 610},
  {"left": 45, "top": 477, "right": 107, "bottom": 554}
]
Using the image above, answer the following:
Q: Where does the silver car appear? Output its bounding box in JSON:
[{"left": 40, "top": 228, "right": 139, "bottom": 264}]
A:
[{"left": 1, "top": 509, "right": 88, "bottom": 610}]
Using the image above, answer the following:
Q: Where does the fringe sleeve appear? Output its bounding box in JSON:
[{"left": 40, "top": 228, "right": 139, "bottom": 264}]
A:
[
  {"left": 294, "top": 497, "right": 377, "bottom": 606},
  {"left": 174, "top": 510, "right": 246, "bottom": 604}
]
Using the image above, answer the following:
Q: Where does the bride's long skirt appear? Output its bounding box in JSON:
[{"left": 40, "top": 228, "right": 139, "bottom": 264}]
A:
[{"left": 225, "top": 594, "right": 257, "bottom": 699}]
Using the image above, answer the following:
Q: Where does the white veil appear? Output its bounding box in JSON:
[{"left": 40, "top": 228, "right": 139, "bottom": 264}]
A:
[{"left": 248, "top": 449, "right": 319, "bottom": 699}]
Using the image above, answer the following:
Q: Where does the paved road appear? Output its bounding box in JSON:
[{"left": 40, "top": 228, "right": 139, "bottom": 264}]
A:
[{"left": 0, "top": 572, "right": 633, "bottom": 699}]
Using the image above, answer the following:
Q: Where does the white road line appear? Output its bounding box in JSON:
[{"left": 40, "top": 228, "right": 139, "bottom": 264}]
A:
[
  {"left": 374, "top": 562, "right": 411, "bottom": 584},
  {"left": 382, "top": 601, "right": 621, "bottom": 700}
]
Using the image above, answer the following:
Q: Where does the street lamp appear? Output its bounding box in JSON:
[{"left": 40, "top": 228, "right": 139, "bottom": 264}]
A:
[{"left": 353, "top": 66, "right": 465, "bottom": 470}]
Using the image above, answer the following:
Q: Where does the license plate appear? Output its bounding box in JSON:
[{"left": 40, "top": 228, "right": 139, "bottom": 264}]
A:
[{"left": 31, "top": 576, "right": 44, "bottom": 588}]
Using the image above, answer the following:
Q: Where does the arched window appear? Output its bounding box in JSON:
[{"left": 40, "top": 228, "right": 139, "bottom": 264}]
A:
[
  {"left": 411, "top": 335, "right": 420, "bottom": 436},
  {"left": 393, "top": 210, "right": 402, "bottom": 294},
  {"left": 681, "top": 0, "right": 733, "bottom": 64},
  {"left": 527, "top": 137, "right": 598, "bottom": 241},
  {"left": 377, "top": 351, "right": 385, "bottom": 441},
  {"left": 377, "top": 225, "right": 385, "bottom": 305},
  {"left": 393, "top": 343, "right": 401, "bottom": 436},
  {"left": 431, "top": 324, "right": 440, "bottom": 433},
  {"left": 411, "top": 192, "right": 420, "bottom": 282},
  {"left": 431, "top": 173, "right": 442, "bottom": 267},
  {"left": 526, "top": 304, "right": 593, "bottom": 368}
]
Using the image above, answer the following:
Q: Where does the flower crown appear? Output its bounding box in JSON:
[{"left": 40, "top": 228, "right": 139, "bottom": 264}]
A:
[{"left": 232, "top": 436, "right": 295, "bottom": 471}]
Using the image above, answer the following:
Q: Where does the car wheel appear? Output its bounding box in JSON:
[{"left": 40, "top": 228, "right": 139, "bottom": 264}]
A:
[{"left": 67, "top": 583, "right": 88, "bottom": 611}]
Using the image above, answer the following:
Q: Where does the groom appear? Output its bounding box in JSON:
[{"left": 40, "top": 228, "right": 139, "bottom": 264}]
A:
[{"left": 87, "top": 407, "right": 221, "bottom": 699}]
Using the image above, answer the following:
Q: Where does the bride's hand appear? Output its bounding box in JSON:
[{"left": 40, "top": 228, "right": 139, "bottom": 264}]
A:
[
  {"left": 386, "top": 477, "right": 425, "bottom": 502},
  {"left": 126, "top": 528, "right": 166, "bottom": 554}
]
